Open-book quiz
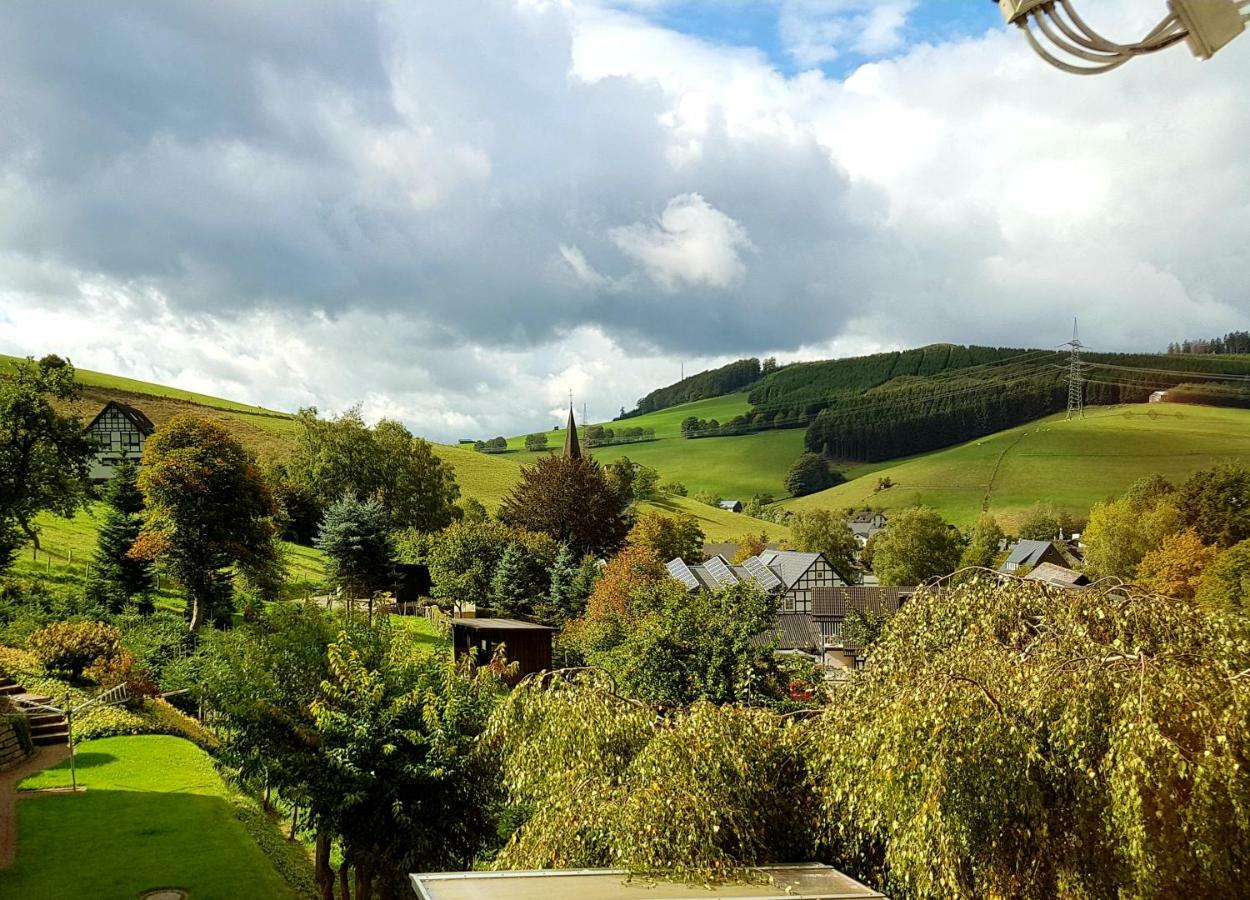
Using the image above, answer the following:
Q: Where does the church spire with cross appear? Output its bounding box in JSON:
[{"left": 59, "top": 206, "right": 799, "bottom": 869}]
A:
[{"left": 563, "top": 392, "right": 582, "bottom": 459}]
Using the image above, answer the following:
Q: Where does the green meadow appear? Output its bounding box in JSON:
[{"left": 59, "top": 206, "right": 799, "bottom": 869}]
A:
[{"left": 784, "top": 404, "right": 1250, "bottom": 528}]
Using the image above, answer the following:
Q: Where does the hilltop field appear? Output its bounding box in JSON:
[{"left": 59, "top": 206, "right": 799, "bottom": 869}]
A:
[
  {"left": 785, "top": 404, "right": 1250, "bottom": 527},
  {"left": 15, "top": 352, "right": 1250, "bottom": 542}
]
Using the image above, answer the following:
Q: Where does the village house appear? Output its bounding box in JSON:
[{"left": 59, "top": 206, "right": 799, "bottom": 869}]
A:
[
  {"left": 998, "top": 539, "right": 1070, "bottom": 574},
  {"left": 848, "top": 510, "right": 888, "bottom": 547},
  {"left": 718, "top": 499, "right": 744, "bottom": 513},
  {"left": 85, "top": 400, "right": 154, "bottom": 482},
  {"left": 666, "top": 549, "right": 844, "bottom": 612},
  {"left": 748, "top": 586, "right": 916, "bottom": 675}
]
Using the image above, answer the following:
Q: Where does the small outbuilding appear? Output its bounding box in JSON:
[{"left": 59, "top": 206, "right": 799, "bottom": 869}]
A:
[
  {"left": 719, "top": 499, "right": 744, "bottom": 513},
  {"left": 1024, "top": 562, "right": 1090, "bottom": 588},
  {"left": 410, "top": 864, "right": 886, "bottom": 900},
  {"left": 450, "top": 618, "right": 554, "bottom": 680}
]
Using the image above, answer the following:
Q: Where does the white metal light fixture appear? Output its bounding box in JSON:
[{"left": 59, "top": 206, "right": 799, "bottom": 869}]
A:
[{"left": 998, "top": 0, "right": 1248, "bottom": 74}]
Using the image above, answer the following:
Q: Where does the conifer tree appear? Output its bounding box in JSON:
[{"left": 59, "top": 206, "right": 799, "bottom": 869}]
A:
[
  {"left": 536, "top": 544, "right": 585, "bottom": 627},
  {"left": 87, "top": 459, "right": 155, "bottom": 613},
  {"left": 489, "top": 542, "right": 531, "bottom": 618}
]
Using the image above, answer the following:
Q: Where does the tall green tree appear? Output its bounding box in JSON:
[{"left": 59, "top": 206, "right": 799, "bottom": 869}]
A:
[
  {"left": 784, "top": 453, "right": 843, "bottom": 497},
  {"left": 1177, "top": 463, "right": 1250, "bottom": 548},
  {"left": 869, "top": 507, "right": 963, "bottom": 585},
  {"left": 287, "top": 407, "right": 460, "bottom": 532},
  {"left": 499, "top": 456, "right": 631, "bottom": 559},
  {"left": 133, "top": 415, "right": 284, "bottom": 631},
  {"left": 535, "top": 544, "right": 589, "bottom": 627},
  {"left": 0, "top": 355, "right": 95, "bottom": 558},
  {"left": 86, "top": 459, "right": 155, "bottom": 613},
  {"left": 960, "top": 513, "right": 1005, "bottom": 569},
  {"left": 1083, "top": 490, "right": 1182, "bottom": 580},
  {"left": 1195, "top": 539, "right": 1250, "bottom": 612},
  {"left": 627, "top": 512, "right": 705, "bottom": 564},
  {"left": 371, "top": 419, "right": 460, "bottom": 531},
  {"left": 787, "top": 509, "right": 860, "bottom": 584},
  {"left": 315, "top": 495, "right": 396, "bottom": 621},
  {"left": 1016, "top": 502, "right": 1062, "bottom": 541}
]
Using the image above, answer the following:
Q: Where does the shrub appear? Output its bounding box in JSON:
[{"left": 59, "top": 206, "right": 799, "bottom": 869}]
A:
[
  {"left": 74, "top": 698, "right": 217, "bottom": 749},
  {"left": 83, "top": 650, "right": 160, "bottom": 704},
  {"left": 28, "top": 621, "right": 122, "bottom": 679},
  {"left": 785, "top": 453, "right": 844, "bottom": 498}
]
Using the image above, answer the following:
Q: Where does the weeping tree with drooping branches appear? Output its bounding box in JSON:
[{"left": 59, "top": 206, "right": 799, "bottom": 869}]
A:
[
  {"left": 482, "top": 669, "right": 812, "bottom": 879},
  {"left": 805, "top": 573, "right": 1250, "bottom": 900}
]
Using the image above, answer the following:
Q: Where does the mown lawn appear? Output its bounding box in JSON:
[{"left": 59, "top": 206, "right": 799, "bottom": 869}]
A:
[
  {"left": 638, "top": 495, "right": 790, "bottom": 543},
  {"left": 784, "top": 404, "right": 1250, "bottom": 527},
  {"left": 3, "top": 735, "right": 306, "bottom": 900}
]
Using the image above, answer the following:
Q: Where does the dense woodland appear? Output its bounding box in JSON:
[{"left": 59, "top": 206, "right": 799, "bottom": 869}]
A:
[
  {"left": 620, "top": 357, "right": 765, "bottom": 417},
  {"left": 1168, "top": 331, "right": 1250, "bottom": 355}
]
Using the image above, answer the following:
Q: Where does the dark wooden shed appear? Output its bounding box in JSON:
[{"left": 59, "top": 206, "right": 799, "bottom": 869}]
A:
[{"left": 450, "top": 618, "right": 554, "bottom": 680}]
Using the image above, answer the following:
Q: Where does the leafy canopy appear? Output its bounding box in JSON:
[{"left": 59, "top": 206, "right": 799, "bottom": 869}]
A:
[
  {"left": 787, "top": 509, "right": 860, "bottom": 584},
  {"left": 627, "top": 512, "right": 705, "bottom": 565},
  {"left": 133, "top": 415, "right": 283, "bottom": 631},
  {"left": 869, "top": 507, "right": 962, "bottom": 585},
  {"left": 0, "top": 355, "right": 95, "bottom": 560},
  {"left": 499, "top": 455, "right": 631, "bottom": 559}
]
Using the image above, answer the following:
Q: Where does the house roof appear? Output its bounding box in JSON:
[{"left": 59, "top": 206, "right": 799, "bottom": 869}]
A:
[
  {"left": 751, "top": 613, "right": 824, "bottom": 653},
  {"left": 449, "top": 618, "right": 554, "bottom": 632},
  {"left": 718, "top": 500, "right": 742, "bottom": 510},
  {"left": 1002, "top": 540, "right": 1058, "bottom": 570},
  {"left": 811, "top": 586, "right": 915, "bottom": 619},
  {"left": 409, "top": 865, "right": 886, "bottom": 900},
  {"left": 1024, "top": 562, "right": 1089, "bottom": 587},
  {"left": 757, "top": 550, "right": 822, "bottom": 589},
  {"left": 849, "top": 510, "right": 885, "bottom": 525},
  {"left": 86, "top": 400, "right": 155, "bottom": 436}
]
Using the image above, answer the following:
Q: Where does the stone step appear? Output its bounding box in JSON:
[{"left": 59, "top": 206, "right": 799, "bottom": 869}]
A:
[
  {"left": 0, "top": 683, "right": 23, "bottom": 696},
  {"left": 11, "top": 693, "right": 54, "bottom": 707},
  {"left": 33, "top": 730, "right": 68, "bottom": 746},
  {"left": 30, "top": 720, "right": 68, "bottom": 736},
  {"left": 26, "top": 713, "right": 64, "bottom": 726}
]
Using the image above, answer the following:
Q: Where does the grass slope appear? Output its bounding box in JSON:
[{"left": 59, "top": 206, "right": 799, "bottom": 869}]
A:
[
  {"left": 19, "top": 503, "right": 327, "bottom": 600},
  {"left": 4, "top": 735, "right": 303, "bottom": 900},
  {"left": 506, "top": 392, "right": 753, "bottom": 448},
  {"left": 500, "top": 393, "right": 807, "bottom": 500},
  {"left": 638, "top": 494, "right": 790, "bottom": 543},
  {"left": 785, "top": 404, "right": 1250, "bottom": 528}
]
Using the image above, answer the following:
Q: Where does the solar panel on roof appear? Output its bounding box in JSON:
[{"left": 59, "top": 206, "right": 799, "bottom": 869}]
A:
[
  {"left": 703, "top": 556, "right": 738, "bottom": 587},
  {"left": 666, "top": 558, "right": 699, "bottom": 590},
  {"left": 744, "top": 556, "right": 782, "bottom": 591}
]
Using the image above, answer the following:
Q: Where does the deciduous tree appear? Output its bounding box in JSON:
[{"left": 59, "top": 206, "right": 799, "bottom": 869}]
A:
[
  {"left": 499, "top": 456, "right": 630, "bottom": 558},
  {"left": 1083, "top": 491, "right": 1182, "bottom": 580},
  {"left": 627, "top": 512, "right": 705, "bottom": 564},
  {"left": 0, "top": 355, "right": 95, "bottom": 557},
  {"left": 1134, "top": 528, "right": 1218, "bottom": 600},
  {"left": 960, "top": 512, "right": 1004, "bottom": 569},
  {"left": 869, "top": 507, "right": 963, "bottom": 585},
  {"left": 1195, "top": 539, "right": 1250, "bottom": 613},
  {"left": 788, "top": 509, "right": 860, "bottom": 583},
  {"left": 784, "top": 453, "right": 843, "bottom": 498},
  {"left": 133, "top": 415, "right": 283, "bottom": 631},
  {"left": 1177, "top": 463, "right": 1250, "bottom": 548}
]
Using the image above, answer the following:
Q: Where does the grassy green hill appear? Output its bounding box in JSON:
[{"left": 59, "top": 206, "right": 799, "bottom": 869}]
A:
[
  {"left": 502, "top": 393, "right": 808, "bottom": 500},
  {"left": 784, "top": 404, "right": 1250, "bottom": 528}
]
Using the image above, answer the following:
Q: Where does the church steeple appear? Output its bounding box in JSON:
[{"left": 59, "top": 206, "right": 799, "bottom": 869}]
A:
[{"left": 563, "top": 402, "right": 582, "bottom": 459}]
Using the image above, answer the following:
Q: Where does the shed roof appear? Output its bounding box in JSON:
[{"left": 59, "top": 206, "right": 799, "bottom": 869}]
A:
[
  {"left": 752, "top": 613, "right": 823, "bottom": 653},
  {"left": 410, "top": 865, "right": 886, "bottom": 900},
  {"left": 449, "top": 618, "right": 554, "bottom": 632},
  {"left": 1024, "top": 562, "right": 1089, "bottom": 587}
]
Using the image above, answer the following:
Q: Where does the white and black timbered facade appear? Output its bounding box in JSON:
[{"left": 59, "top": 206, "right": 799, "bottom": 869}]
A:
[{"left": 85, "top": 401, "right": 155, "bottom": 482}]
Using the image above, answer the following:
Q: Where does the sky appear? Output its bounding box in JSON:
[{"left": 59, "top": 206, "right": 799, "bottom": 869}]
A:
[{"left": 1, "top": 1, "right": 1247, "bottom": 441}]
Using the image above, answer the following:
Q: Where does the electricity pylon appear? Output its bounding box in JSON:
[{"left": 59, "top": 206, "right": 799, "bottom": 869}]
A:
[{"left": 1065, "top": 318, "right": 1084, "bottom": 420}]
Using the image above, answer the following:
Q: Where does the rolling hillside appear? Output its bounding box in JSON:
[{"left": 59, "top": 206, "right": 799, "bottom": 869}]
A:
[{"left": 784, "top": 404, "right": 1250, "bottom": 528}]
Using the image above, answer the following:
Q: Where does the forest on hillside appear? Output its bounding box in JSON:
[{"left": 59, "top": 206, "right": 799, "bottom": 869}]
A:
[{"left": 619, "top": 358, "right": 764, "bottom": 418}]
